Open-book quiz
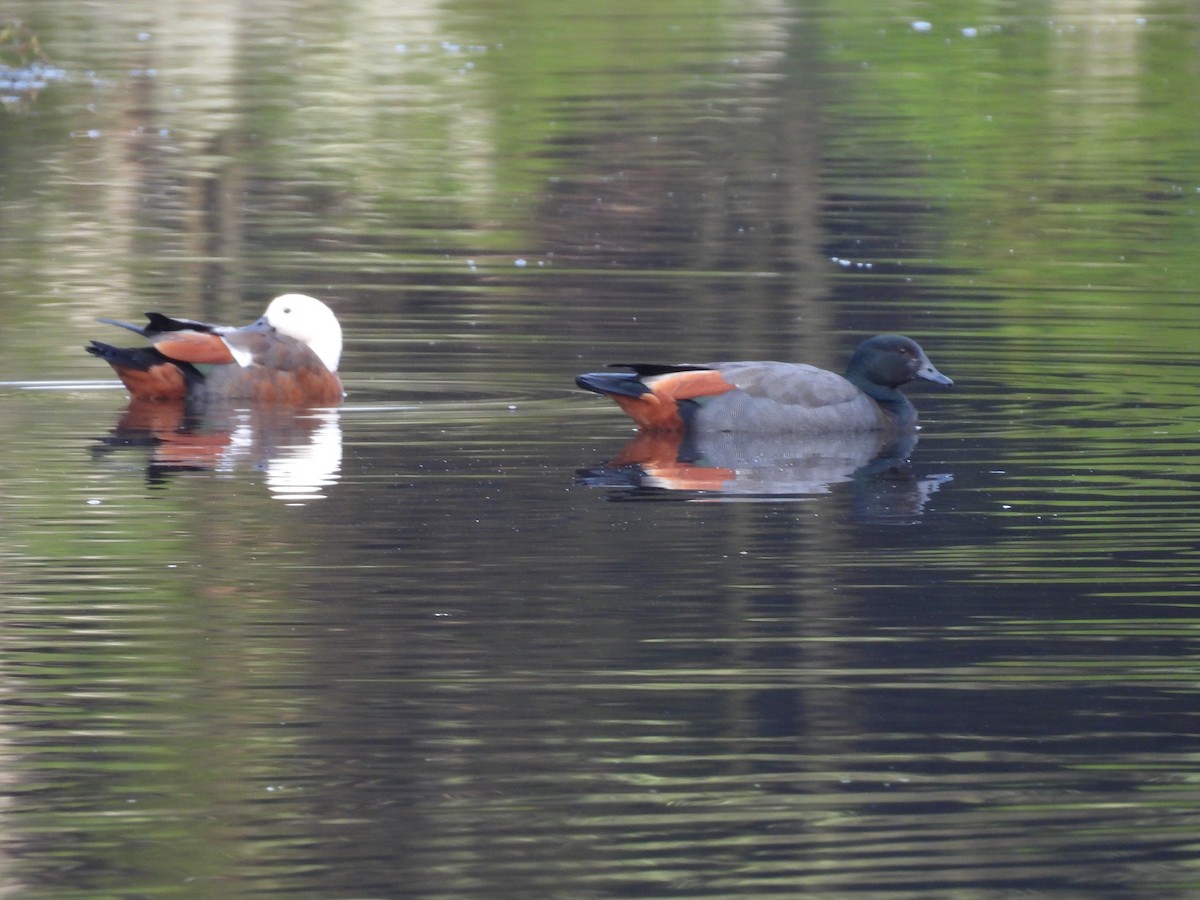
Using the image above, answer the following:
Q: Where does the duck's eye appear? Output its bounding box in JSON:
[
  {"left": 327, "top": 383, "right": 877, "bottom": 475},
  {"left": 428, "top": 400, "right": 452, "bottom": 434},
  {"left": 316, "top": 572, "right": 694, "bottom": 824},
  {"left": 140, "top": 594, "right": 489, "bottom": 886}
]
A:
[{"left": 283, "top": 307, "right": 292, "bottom": 315}]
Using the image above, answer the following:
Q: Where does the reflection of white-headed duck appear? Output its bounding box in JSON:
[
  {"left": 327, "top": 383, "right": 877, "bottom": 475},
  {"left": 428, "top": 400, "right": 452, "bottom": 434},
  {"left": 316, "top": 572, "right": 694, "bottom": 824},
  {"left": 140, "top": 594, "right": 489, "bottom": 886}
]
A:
[
  {"left": 87, "top": 293, "right": 344, "bottom": 405},
  {"left": 93, "top": 399, "right": 343, "bottom": 504}
]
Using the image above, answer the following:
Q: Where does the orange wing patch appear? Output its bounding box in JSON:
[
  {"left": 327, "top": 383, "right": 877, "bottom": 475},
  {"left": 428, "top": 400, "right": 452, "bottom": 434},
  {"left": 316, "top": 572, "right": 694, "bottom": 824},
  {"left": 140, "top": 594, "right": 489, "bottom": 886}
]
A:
[
  {"left": 151, "top": 332, "right": 237, "bottom": 366},
  {"left": 647, "top": 369, "right": 736, "bottom": 401},
  {"left": 613, "top": 369, "right": 735, "bottom": 432}
]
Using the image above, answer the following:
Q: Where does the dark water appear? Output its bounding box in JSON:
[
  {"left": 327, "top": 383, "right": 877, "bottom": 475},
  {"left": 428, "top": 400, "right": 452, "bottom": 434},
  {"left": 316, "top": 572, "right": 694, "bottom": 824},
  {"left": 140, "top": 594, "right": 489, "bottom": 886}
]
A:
[{"left": 3, "top": 3, "right": 1200, "bottom": 897}]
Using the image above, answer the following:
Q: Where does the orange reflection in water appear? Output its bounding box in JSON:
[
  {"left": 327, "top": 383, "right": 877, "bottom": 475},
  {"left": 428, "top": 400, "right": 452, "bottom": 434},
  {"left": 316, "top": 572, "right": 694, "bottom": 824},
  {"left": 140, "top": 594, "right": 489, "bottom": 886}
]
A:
[{"left": 92, "top": 398, "right": 342, "bottom": 503}]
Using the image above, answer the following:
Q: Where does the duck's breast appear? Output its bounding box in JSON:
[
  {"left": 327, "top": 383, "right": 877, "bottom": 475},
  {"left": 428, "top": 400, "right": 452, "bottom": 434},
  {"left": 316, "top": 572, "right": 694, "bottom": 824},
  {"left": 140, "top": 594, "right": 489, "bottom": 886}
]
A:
[
  {"left": 690, "top": 361, "right": 887, "bottom": 434},
  {"left": 198, "top": 335, "right": 343, "bottom": 404}
]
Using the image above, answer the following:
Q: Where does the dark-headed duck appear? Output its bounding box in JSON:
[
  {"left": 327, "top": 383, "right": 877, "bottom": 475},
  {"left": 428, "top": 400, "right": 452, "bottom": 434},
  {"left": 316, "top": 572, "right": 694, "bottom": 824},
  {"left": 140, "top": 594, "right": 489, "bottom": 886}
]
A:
[{"left": 576, "top": 334, "right": 952, "bottom": 434}]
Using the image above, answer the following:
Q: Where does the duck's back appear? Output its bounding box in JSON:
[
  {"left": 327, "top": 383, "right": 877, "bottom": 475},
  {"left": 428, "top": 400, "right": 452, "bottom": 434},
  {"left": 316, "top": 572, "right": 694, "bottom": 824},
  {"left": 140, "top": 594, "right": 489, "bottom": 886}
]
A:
[{"left": 688, "top": 361, "right": 889, "bottom": 434}]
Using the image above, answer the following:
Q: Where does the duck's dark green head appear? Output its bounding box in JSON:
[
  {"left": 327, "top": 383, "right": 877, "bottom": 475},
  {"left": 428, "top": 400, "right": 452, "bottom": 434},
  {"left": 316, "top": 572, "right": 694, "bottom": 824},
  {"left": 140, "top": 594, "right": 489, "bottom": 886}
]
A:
[{"left": 846, "top": 334, "right": 953, "bottom": 392}]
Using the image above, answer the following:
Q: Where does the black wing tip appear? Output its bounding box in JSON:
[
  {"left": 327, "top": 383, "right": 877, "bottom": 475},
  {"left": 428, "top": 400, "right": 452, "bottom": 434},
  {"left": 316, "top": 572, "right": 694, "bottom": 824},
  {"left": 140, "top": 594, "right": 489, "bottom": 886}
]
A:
[
  {"left": 143, "top": 312, "right": 215, "bottom": 333},
  {"left": 575, "top": 371, "right": 650, "bottom": 398},
  {"left": 86, "top": 339, "right": 120, "bottom": 359},
  {"left": 609, "top": 362, "right": 709, "bottom": 377},
  {"left": 95, "top": 312, "right": 215, "bottom": 336},
  {"left": 85, "top": 341, "right": 170, "bottom": 372}
]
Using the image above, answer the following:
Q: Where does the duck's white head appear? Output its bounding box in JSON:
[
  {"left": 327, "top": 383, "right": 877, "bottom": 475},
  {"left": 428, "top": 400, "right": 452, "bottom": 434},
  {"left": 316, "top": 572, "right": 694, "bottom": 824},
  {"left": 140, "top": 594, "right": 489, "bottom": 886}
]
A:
[{"left": 262, "top": 293, "right": 342, "bottom": 372}]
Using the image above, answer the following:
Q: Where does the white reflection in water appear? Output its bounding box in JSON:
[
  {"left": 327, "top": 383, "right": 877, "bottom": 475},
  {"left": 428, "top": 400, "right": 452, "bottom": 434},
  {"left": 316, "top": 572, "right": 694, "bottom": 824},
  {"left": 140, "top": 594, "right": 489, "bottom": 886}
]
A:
[
  {"left": 259, "top": 413, "right": 342, "bottom": 503},
  {"left": 92, "top": 400, "right": 343, "bottom": 504}
]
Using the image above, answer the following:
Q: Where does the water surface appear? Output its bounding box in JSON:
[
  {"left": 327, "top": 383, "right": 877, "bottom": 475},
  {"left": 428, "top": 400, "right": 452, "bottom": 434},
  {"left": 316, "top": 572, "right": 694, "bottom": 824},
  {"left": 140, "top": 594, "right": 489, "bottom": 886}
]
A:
[{"left": 3, "top": 2, "right": 1200, "bottom": 896}]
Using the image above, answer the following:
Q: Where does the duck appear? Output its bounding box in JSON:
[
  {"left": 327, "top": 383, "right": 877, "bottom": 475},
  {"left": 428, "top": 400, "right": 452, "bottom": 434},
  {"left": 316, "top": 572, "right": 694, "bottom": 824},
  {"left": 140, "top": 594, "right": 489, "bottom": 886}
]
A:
[
  {"left": 87, "top": 293, "right": 344, "bottom": 405},
  {"left": 575, "top": 334, "right": 952, "bottom": 434}
]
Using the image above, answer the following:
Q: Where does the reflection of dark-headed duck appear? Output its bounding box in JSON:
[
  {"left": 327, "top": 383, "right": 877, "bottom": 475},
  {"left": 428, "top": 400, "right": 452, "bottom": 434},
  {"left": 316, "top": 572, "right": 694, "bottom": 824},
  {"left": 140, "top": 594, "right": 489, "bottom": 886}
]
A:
[
  {"left": 576, "top": 334, "right": 952, "bottom": 435},
  {"left": 87, "top": 293, "right": 344, "bottom": 405}
]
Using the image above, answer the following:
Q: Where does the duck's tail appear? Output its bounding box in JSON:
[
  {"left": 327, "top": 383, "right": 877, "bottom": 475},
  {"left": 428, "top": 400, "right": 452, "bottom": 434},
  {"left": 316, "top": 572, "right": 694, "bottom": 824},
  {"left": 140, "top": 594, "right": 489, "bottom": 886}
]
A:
[
  {"left": 574, "top": 370, "right": 651, "bottom": 399},
  {"left": 577, "top": 365, "right": 725, "bottom": 432},
  {"left": 86, "top": 341, "right": 197, "bottom": 401}
]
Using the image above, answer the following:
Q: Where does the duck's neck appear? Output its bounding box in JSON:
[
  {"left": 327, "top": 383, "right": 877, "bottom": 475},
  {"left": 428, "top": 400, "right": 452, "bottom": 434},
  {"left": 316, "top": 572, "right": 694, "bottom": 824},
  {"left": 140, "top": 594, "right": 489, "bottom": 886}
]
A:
[{"left": 851, "top": 378, "right": 918, "bottom": 427}]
